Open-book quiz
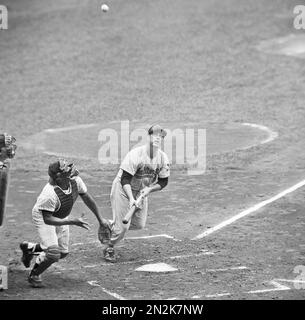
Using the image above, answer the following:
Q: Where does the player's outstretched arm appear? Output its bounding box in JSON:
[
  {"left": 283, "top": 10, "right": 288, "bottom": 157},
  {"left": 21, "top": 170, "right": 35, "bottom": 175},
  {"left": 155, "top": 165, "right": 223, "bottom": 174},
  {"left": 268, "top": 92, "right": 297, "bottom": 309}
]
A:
[
  {"left": 42, "top": 211, "right": 90, "bottom": 230},
  {"left": 80, "top": 192, "right": 108, "bottom": 226}
]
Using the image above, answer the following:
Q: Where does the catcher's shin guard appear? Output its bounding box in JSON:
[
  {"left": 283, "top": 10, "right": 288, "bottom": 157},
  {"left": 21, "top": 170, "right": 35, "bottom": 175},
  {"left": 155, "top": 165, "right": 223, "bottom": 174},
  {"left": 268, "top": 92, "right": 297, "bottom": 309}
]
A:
[
  {"left": 20, "top": 242, "right": 34, "bottom": 268},
  {"left": 31, "top": 245, "right": 61, "bottom": 276}
]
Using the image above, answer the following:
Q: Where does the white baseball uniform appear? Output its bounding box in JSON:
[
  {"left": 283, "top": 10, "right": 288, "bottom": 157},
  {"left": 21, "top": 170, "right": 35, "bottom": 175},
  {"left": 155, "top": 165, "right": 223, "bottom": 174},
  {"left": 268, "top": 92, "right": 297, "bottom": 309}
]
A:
[
  {"left": 109, "top": 145, "right": 170, "bottom": 245},
  {"left": 32, "top": 176, "right": 87, "bottom": 253}
]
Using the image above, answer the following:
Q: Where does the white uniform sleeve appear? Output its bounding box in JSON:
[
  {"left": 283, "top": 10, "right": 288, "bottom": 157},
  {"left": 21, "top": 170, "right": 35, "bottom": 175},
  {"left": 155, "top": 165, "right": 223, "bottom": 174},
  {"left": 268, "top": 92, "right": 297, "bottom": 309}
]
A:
[
  {"left": 120, "top": 148, "right": 140, "bottom": 176},
  {"left": 74, "top": 176, "right": 88, "bottom": 194},
  {"left": 158, "top": 152, "right": 170, "bottom": 178},
  {"left": 35, "top": 186, "right": 58, "bottom": 213}
]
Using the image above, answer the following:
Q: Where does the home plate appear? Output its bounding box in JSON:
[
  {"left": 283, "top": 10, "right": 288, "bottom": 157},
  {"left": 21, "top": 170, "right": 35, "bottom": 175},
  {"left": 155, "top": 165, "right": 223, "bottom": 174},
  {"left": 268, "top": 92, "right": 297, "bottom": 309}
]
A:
[{"left": 135, "top": 263, "right": 178, "bottom": 273}]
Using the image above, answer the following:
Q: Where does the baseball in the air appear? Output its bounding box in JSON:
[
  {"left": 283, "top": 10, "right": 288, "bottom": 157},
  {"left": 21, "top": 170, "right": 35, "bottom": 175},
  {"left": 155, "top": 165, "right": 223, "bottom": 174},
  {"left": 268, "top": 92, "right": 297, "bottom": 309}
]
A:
[{"left": 101, "top": 4, "right": 109, "bottom": 12}]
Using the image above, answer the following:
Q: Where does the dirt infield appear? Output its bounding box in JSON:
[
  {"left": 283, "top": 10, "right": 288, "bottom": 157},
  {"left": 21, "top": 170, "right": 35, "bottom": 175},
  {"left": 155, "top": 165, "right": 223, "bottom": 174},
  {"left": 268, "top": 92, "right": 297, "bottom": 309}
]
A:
[
  {"left": 20, "top": 121, "right": 274, "bottom": 162},
  {"left": 1, "top": 0, "right": 305, "bottom": 300}
]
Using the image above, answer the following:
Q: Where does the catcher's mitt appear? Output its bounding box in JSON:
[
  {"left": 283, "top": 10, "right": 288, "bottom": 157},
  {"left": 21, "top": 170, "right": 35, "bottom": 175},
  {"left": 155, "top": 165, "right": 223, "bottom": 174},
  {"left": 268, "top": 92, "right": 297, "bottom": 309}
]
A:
[{"left": 98, "top": 221, "right": 112, "bottom": 244}]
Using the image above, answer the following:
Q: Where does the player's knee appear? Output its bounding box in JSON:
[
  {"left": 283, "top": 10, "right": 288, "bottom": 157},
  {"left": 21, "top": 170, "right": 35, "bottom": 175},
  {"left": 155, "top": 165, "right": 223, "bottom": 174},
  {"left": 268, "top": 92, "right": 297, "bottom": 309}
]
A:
[
  {"left": 131, "top": 221, "right": 146, "bottom": 230},
  {"left": 46, "top": 245, "right": 61, "bottom": 262},
  {"left": 60, "top": 252, "right": 69, "bottom": 259},
  {"left": 137, "top": 222, "right": 146, "bottom": 229}
]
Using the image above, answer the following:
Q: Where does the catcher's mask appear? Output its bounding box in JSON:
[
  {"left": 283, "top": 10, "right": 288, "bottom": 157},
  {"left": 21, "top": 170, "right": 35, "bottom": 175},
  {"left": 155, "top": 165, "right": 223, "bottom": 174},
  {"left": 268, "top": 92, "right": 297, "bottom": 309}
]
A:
[
  {"left": 48, "top": 159, "right": 79, "bottom": 180},
  {"left": 0, "top": 133, "right": 17, "bottom": 159}
]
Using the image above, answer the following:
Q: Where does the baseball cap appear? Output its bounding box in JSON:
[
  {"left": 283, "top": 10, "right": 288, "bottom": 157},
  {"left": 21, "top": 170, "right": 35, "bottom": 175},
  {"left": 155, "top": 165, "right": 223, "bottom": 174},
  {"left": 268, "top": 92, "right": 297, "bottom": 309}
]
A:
[{"left": 148, "top": 124, "right": 167, "bottom": 138}]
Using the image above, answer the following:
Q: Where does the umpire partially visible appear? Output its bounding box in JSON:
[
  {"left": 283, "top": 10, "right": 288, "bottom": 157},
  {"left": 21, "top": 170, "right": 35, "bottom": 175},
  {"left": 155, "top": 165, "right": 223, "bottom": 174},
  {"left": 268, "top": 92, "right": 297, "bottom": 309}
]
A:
[{"left": 0, "top": 133, "right": 17, "bottom": 226}]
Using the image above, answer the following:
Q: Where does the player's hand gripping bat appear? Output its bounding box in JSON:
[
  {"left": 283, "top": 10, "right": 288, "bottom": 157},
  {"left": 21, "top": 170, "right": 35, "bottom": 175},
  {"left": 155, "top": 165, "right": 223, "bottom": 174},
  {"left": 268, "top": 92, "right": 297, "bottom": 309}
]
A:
[{"left": 122, "top": 193, "right": 145, "bottom": 224}]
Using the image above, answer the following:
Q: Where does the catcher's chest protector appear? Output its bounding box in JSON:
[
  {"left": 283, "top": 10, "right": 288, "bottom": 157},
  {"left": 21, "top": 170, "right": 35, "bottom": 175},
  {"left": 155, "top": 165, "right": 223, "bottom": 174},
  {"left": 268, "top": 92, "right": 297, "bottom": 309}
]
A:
[{"left": 53, "top": 180, "right": 78, "bottom": 219}]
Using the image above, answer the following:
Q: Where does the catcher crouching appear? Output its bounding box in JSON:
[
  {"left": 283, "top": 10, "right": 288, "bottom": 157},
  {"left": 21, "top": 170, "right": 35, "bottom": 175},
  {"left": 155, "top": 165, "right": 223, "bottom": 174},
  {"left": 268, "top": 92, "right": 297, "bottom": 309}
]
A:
[{"left": 20, "top": 159, "right": 111, "bottom": 288}]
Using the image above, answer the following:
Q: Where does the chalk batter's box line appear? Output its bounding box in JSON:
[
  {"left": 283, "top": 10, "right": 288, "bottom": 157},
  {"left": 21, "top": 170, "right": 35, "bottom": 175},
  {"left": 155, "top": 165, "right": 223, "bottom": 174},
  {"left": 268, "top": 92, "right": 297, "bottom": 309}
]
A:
[
  {"left": 193, "top": 178, "right": 305, "bottom": 239},
  {"left": 70, "top": 234, "right": 182, "bottom": 247},
  {"left": 51, "top": 250, "right": 215, "bottom": 273},
  {"left": 190, "top": 279, "right": 293, "bottom": 300},
  {"left": 86, "top": 264, "right": 249, "bottom": 300}
]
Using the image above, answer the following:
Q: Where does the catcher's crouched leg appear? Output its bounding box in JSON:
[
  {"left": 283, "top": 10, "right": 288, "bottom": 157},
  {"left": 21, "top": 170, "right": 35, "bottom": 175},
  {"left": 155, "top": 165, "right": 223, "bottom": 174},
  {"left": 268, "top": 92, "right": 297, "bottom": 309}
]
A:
[{"left": 31, "top": 245, "right": 61, "bottom": 276}]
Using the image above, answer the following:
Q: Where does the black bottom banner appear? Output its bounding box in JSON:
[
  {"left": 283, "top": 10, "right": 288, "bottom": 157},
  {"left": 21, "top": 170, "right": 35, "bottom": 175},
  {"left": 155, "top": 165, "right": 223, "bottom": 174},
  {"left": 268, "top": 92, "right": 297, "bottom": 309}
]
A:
[{"left": 0, "top": 300, "right": 302, "bottom": 319}]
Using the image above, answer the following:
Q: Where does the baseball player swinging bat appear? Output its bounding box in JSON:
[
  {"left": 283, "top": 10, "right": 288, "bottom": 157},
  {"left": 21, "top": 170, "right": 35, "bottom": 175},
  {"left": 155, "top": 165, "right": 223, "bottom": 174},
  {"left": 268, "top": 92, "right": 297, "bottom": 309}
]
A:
[{"left": 122, "top": 193, "right": 145, "bottom": 224}]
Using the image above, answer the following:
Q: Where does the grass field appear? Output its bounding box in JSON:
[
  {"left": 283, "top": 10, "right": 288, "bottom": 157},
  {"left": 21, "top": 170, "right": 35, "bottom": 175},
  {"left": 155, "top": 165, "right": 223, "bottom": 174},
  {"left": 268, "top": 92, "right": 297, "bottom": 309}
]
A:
[{"left": 1, "top": 0, "right": 305, "bottom": 300}]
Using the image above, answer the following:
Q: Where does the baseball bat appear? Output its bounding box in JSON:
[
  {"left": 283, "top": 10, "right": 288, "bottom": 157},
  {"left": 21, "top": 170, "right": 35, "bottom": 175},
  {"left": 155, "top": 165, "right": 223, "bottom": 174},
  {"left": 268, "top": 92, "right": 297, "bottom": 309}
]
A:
[
  {"left": 122, "top": 193, "right": 145, "bottom": 224},
  {"left": 0, "top": 162, "right": 10, "bottom": 227}
]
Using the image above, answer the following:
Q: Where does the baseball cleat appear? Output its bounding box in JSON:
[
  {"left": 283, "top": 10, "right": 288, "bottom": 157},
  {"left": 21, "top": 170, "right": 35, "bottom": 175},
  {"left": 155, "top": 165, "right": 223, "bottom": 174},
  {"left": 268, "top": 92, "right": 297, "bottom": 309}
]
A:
[
  {"left": 28, "top": 273, "right": 43, "bottom": 288},
  {"left": 20, "top": 241, "right": 34, "bottom": 268},
  {"left": 103, "top": 246, "right": 116, "bottom": 262}
]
